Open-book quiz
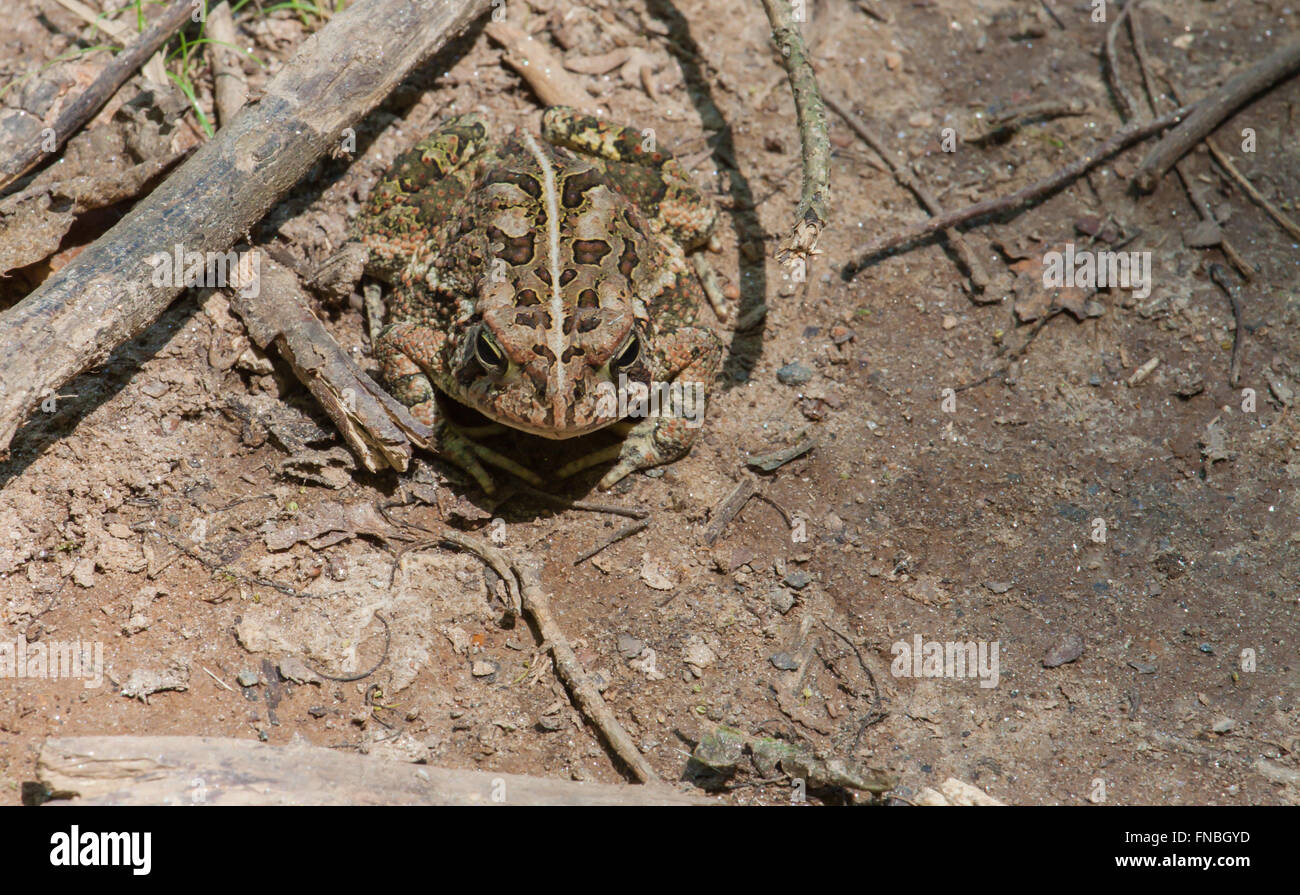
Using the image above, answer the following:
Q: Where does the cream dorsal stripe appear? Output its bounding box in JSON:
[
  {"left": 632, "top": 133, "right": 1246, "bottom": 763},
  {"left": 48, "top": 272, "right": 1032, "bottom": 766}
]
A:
[{"left": 520, "top": 131, "right": 567, "bottom": 409}]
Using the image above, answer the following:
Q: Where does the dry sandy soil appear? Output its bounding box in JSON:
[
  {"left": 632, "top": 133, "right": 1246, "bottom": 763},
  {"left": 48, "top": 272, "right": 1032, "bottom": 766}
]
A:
[{"left": 0, "top": 0, "right": 1298, "bottom": 805}]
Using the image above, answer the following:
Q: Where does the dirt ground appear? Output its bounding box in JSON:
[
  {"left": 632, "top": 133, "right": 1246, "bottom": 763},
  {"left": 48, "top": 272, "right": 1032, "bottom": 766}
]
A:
[{"left": 1, "top": 0, "right": 1298, "bottom": 806}]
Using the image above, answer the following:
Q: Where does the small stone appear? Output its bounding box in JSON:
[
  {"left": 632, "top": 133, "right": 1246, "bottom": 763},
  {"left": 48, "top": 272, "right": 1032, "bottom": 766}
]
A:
[
  {"left": 617, "top": 634, "right": 645, "bottom": 660},
  {"left": 983, "top": 580, "right": 1013, "bottom": 594},
  {"left": 1198, "top": 643, "right": 1215, "bottom": 655},
  {"left": 682, "top": 635, "right": 718, "bottom": 670},
  {"left": 1184, "top": 220, "right": 1222, "bottom": 247},
  {"left": 471, "top": 660, "right": 499, "bottom": 678},
  {"left": 72, "top": 558, "right": 96, "bottom": 588},
  {"left": 1043, "top": 633, "right": 1085, "bottom": 668},
  {"left": 770, "top": 652, "right": 800, "bottom": 671},
  {"left": 1211, "top": 717, "right": 1237, "bottom": 734},
  {"left": 237, "top": 670, "right": 260, "bottom": 688},
  {"left": 1154, "top": 552, "right": 1188, "bottom": 579},
  {"left": 767, "top": 587, "right": 796, "bottom": 614},
  {"left": 777, "top": 362, "right": 814, "bottom": 386},
  {"left": 308, "top": 706, "right": 328, "bottom": 718},
  {"left": 883, "top": 51, "right": 903, "bottom": 71},
  {"left": 830, "top": 325, "right": 855, "bottom": 345},
  {"left": 941, "top": 315, "right": 957, "bottom": 330},
  {"left": 783, "top": 570, "right": 812, "bottom": 589}
]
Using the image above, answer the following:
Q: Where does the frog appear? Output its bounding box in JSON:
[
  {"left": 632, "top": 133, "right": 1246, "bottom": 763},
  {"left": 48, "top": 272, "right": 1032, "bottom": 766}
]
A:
[{"left": 353, "top": 106, "right": 721, "bottom": 493}]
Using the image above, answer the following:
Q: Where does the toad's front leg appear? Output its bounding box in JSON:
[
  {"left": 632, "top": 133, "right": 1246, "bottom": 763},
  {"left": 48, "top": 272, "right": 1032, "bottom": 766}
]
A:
[
  {"left": 376, "top": 320, "right": 544, "bottom": 494},
  {"left": 557, "top": 324, "right": 721, "bottom": 489}
]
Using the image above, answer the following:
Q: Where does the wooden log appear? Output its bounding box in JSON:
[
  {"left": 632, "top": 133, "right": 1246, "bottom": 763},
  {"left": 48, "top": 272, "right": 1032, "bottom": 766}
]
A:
[
  {"left": 0, "top": 0, "right": 490, "bottom": 455},
  {"left": 37, "top": 736, "right": 711, "bottom": 806}
]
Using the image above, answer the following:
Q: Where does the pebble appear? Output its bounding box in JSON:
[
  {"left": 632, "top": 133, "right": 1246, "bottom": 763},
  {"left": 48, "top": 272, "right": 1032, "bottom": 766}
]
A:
[
  {"left": 617, "top": 634, "right": 645, "bottom": 659},
  {"left": 770, "top": 652, "right": 800, "bottom": 671},
  {"left": 1042, "top": 633, "right": 1085, "bottom": 668},
  {"left": 237, "top": 670, "right": 260, "bottom": 688},
  {"left": 767, "top": 587, "right": 796, "bottom": 614},
  {"left": 471, "top": 660, "right": 499, "bottom": 678},
  {"left": 777, "top": 362, "right": 814, "bottom": 386},
  {"left": 783, "top": 570, "right": 812, "bottom": 589}
]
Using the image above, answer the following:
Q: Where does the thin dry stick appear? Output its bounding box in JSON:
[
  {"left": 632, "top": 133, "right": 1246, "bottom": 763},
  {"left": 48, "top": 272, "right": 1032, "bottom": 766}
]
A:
[
  {"left": 484, "top": 20, "right": 594, "bottom": 110},
  {"left": 1160, "top": 78, "right": 1300, "bottom": 243},
  {"left": 573, "top": 518, "right": 649, "bottom": 565},
  {"left": 967, "top": 99, "right": 1088, "bottom": 144},
  {"left": 702, "top": 477, "right": 756, "bottom": 546},
  {"left": 207, "top": 1, "right": 248, "bottom": 127},
  {"left": 52, "top": 0, "right": 169, "bottom": 84},
  {"left": 760, "top": 0, "right": 830, "bottom": 263},
  {"left": 428, "top": 530, "right": 523, "bottom": 617},
  {"left": 509, "top": 482, "right": 649, "bottom": 520},
  {"left": 843, "top": 103, "right": 1195, "bottom": 276},
  {"left": 1128, "top": 4, "right": 1252, "bottom": 279},
  {"left": 1133, "top": 37, "right": 1300, "bottom": 192},
  {"left": 1103, "top": 0, "right": 1140, "bottom": 121},
  {"left": 515, "top": 559, "right": 661, "bottom": 783},
  {"left": 1208, "top": 264, "right": 1246, "bottom": 388},
  {"left": 826, "top": 92, "right": 989, "bottom": 291},
  {"left": 0, "top": 0, "right": 194, "bottom": 191}
]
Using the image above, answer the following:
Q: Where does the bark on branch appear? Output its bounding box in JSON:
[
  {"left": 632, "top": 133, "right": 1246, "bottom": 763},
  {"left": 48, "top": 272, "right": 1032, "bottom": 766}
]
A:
[{"left": 0, "top": 0, "right": 491, "bottom": 456}]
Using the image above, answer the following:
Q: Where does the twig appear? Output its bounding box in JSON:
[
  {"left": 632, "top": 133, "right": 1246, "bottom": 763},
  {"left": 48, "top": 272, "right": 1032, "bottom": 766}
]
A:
[
  {"left": 207, "top": 1, "right": 248, "bottom": 128},
  {"left": 855, "top": 0, "right": 890, "bottom": 23},
  {"left": 826, "top": 92, "right": 989, "bottom": 291},
  {"left": 1038, "top": 0, "right": 1066, "bottom": 30},
  {"left": 202, "top": 666, "right": 236, "bottom": 693},
  {"left": 573, "top": 519, "right": 649, "bottom": 566},
  {"left": 1128, "top": 5, "right": 1253, "bottom": 280},
  {"left": 1159, "top": 78, "right": 1300, "bottom": 243},
  {"left": 1133, "top": 37, "right": 1300, "bottom": 193},
  {"left": 967, "top": 100, "right": 1088, "bottom": 145},
  {"left": 514, "top": 558, "right": 661, "bottom": 783},
  {"left": 509, "top": 482, "right": 648, "bottom": 520},
  {"left": 760, "top": 0, "right": 830, "bottom": 265},
  {"left": 1208, "top": 264, "right": 1246, "bottom": 388},
  {"left": 421, "top": 529, "right": 522, "bottom": 618},
  {"left": 230, "top": 254, "right": 432, "bottom": 474},
  {"left": 484, "top": 20, "right": 594, "bottom": 111},
  {"left": 842, "top": 103, "right": 1195, "bottom": 278},
  {"left": 0, "top": 0, "right": 194, "bottom": 192},
  {"left": 130, "top": 521, "right": 319, "bottom": 600},
  {"left": 51, "top": 0, "right": 168, "bottom": 84},
  {"left": 305, "top": 613, "right": 392, "bottom": 682},
  {"left": 702, "top": 478, "right": 756, "bottom": 545},
  {"left": 1103, "top": 0, "right": 1140, "bottom": 121},
  {"left": 692, "top": 254, "right": 730, "bottom": 321}
]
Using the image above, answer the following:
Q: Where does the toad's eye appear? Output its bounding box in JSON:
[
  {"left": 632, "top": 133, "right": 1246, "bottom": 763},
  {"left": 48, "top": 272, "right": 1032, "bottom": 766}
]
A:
[
  {"left": 610, "top": 334, "right": 641, "bottom": 375},
  {"left": 475, "top": 329, "right": 507, "bottom": 372}
]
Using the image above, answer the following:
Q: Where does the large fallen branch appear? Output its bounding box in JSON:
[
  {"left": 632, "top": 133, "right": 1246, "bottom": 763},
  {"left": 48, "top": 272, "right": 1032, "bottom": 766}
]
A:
[
  {"left": 37, "top": 736, "right": 708, "bottom": 805},
  {"left": 0, "top": 0, "right": 491, "bottom": 456}
]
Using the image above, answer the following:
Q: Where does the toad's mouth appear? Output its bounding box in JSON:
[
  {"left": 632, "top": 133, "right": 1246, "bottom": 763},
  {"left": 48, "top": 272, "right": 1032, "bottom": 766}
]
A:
[{"left": 433, "top": 389, "right": 619, "bottom": 440}]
